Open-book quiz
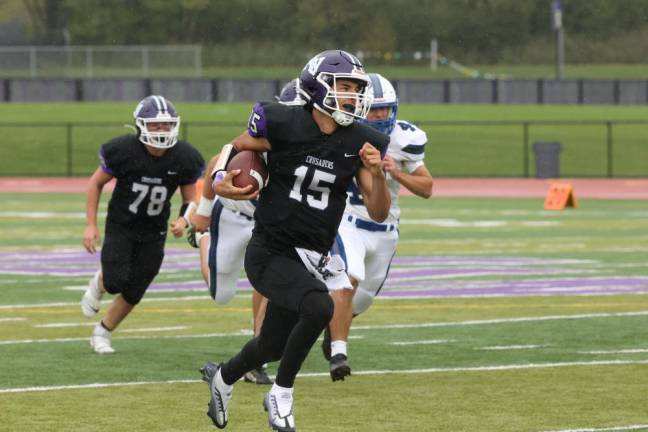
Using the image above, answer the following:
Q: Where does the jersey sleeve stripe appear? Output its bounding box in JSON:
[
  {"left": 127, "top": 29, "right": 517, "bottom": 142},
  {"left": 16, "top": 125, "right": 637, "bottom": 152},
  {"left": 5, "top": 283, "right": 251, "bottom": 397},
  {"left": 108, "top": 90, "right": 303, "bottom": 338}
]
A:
[{"left": 401, "top": 143, "right": 426, "bottom": 155}]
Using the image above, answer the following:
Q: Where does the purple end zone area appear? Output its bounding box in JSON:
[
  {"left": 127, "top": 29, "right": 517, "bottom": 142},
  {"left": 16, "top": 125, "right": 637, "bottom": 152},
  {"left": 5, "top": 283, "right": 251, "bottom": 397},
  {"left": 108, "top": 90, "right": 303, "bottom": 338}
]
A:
[{"left": 1, "top": 250, "right": 647, "bottom": 298}]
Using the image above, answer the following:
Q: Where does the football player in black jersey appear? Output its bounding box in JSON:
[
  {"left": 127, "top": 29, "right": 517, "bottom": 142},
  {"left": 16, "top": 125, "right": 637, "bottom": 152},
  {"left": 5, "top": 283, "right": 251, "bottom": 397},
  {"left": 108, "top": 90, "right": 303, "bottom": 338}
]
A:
[
  {"left": 81, "top": 95, "right": 204, "bottom": 354},
  {"left": 199, "top": 50, "right": 390, "bottom": 431}
]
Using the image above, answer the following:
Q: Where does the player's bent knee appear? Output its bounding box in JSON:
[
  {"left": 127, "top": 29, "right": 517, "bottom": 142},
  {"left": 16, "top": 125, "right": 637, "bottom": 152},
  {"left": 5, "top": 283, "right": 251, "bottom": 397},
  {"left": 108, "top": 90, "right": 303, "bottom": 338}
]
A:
[
  {"left": 300, "top": 290, "right": 334, "bottom": 329},
  {"left": 352, "top": 288, "right": 374, "bottom": 315},
  {"left": 121, "top": 289, "right": 144, "bottom": 306},
  {"left": 210, "top": 273, "right": 238, "bottom": 304},
  {"left": 213, "top": 290, "right": 236, "bottom": 305},
  {"left": 257, "top": 337, "right": 284, "bottom": 361}
]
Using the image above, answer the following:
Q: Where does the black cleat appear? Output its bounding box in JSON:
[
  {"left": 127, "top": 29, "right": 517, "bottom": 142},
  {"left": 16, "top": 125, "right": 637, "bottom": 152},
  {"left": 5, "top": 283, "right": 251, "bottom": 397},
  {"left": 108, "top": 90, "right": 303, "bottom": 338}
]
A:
[
  {"left": 243, "top": 366, "right": 274, "bottom": 385},
  {"left": 329, "top": 353, "right": 351, "bottom": 382},
  {"left": 200, "top": 361, "right": 232, "bottom": 429},
  {"left": 321, "top": 326, "right": 331, "bottom": 361}
]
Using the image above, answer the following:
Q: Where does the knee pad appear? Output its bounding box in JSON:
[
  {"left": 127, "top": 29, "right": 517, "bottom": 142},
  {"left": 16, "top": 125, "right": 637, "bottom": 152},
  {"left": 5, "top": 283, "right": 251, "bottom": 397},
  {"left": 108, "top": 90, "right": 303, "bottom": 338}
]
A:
[
  {"left": 299, "top": 290, "right": 334, "bottom": 329},
  {"left": 352, "top": 287, "right": 374, "bottom": 315}
]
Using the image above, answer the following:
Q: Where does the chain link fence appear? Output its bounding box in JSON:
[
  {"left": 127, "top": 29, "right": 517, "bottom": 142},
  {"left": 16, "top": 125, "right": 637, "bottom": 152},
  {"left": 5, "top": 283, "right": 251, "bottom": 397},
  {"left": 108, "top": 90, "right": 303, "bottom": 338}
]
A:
[{"left": 0, "top": 45, "right": 202, "bottom": 78}]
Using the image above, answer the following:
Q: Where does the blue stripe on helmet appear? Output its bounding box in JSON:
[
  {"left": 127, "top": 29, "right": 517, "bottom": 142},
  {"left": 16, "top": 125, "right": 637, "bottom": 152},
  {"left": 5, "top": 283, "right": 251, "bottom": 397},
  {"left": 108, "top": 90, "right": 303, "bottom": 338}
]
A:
[{"left": 370, "top": 74, "right": 383, "bottom": 99}]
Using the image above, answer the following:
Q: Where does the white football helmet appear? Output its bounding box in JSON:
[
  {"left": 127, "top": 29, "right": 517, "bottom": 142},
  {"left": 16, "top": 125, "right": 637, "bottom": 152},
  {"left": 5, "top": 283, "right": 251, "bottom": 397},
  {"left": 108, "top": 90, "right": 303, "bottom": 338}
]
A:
[
  {"left": 365, "top": 73, "right": 398, "bottom": 135},
  {"left": 133, "top": 95, "right": 180, "bottom": 149}
]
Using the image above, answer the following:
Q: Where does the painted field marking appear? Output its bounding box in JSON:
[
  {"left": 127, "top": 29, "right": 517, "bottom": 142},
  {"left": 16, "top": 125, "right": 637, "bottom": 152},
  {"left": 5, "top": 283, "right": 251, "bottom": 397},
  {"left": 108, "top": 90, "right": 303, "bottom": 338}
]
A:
[
  {"left": 3, "top": 359, "right": 648, "bottom": 394},
  {"left": 2, "top": 311, "right": 648, "bottom": 346},
  {"left": 0, "top": 317, "right": 26, "bottom": 322},
  {"left": 34, "top": 322, "right": 96, "bottom": 328},
  {"left": 351, "top": 310, "right": 648, "bottom": 331},
  {"left": 542, "top": 424, "right": 648, "bottom": 432},
  {"left": 477, "top": 344, "right": 547, "bottom": 350},
  {"left": 579, "top": 349, "right": 648, "bottom": 355},
  {"left": 390, "top": 339, "right": 454, "bottom": 345},
  {"left": 116, "top": 326, "right": 190, "bottom": 333}
]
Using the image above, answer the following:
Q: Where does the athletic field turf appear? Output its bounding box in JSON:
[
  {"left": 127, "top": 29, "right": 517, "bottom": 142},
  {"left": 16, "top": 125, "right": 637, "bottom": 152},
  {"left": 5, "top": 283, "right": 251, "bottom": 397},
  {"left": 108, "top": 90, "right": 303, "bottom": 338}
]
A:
[{"left": 1, "top": 191, "right": 647, "bottom": 431}]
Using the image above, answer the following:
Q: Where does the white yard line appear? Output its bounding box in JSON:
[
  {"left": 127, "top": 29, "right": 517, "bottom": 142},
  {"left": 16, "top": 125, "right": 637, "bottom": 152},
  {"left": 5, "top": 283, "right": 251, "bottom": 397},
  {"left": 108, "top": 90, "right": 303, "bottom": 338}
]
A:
[
  {"left": 579, "top": 349, "right": 648, "bottom": 355},
  {"left": 0, "top": 317, "right": 26, "bottom": 322},
  {"left": 3, "top": 311, "right": 648, "bottom": 346},
  {"left": 2, "top": 359, "right": 648, "bottom": 394},
  {"left": 389, "top": 339, "right": 454, "bottom": 345},
  {"left": 34, "top": 322, "right": 96, "bottom": 328},
  {"left": 477, "top": 344, "right": 547, "bottom": 350},
  {"left": 542, "top": 424, "right": 648, "bottom": 432},
  {"left": 351, "top": 311, "right": 648, "bottom": 330},
  {"left": 119, "top": 326, "right": 190, "bottom": 333}
]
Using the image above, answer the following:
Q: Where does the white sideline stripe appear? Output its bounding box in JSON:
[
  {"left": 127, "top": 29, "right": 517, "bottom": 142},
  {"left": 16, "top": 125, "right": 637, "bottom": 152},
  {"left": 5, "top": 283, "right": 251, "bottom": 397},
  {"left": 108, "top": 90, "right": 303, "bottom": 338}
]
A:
[
  {"left": 34, "top": 322, "right": 96, "bottom": 328},
  {"left": 0, "top": 330, "right": 254, "bottom": 345},
  {"left": 351, "top": 310, "right": 648, "bottom": 331},
  {"left": 478, "top": 344, "right": 547, "bottom": 350},
  {"left": 0, "top": 318, "right": 26, "bottom": 322},
  {"left": 580, "top": 349, "right": 648, "bottom": 355},
  {"left": 2, "top": 311, "right": 648, "bottom": 346},
  {"left": 390, "top": 339, "right": 454, "bottom": 345},
  {"left": 543, "top": 424, "right": 648, "bottom": 432},
  {"left": 0, "top": 295, "right": 212, "bottom": 309},
  {"left": 3, "top": 359, "right": 648, "bottom": 394},
  {"left": 0, "top": 211, "right": 85, "bottom": 219},
  {"left": 119, "top": 326, "right": 190, "bottom": 333}
]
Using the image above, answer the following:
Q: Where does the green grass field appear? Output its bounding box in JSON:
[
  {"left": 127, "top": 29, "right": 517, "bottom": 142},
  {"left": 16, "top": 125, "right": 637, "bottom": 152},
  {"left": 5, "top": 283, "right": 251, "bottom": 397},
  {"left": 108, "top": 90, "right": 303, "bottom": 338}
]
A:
[
  {"left": 1, "top": 193, "right": 648, "bottom": 431},
  {"left": 1, "top": 103, "right": 647, "bottom": 177}
]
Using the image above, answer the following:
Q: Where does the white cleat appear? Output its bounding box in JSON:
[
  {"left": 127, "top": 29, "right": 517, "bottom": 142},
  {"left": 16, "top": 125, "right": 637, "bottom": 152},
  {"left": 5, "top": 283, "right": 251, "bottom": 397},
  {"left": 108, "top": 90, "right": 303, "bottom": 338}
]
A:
[
  {"left": 200, "top": 362, "right": 232, "bottom": 429},
  {"left": 81, "top": 270, "right": 104, "bottom": 318},
  {"left": 263, "top": 391, "right": 296, "bottom": 431},
  {"left": 90, "top": 325, "right": 115, "bottom": 354}
]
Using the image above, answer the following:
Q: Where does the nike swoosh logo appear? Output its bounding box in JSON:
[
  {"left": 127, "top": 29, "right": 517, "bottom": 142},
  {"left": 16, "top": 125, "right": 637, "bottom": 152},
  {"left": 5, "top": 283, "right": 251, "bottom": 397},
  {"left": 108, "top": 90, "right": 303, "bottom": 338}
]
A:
[
  {"left": 344, "top": 153, "right": 357, "bottom": 158},
  {"left": 167, "top": 171, "right": 177, "bottom": 175}
]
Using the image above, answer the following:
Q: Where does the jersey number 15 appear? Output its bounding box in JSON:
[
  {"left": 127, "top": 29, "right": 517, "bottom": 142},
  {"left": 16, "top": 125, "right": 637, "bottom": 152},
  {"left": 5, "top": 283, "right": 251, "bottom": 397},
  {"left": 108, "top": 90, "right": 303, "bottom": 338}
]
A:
[{"left": 289, "top": 166, "right": 335, "bottom": 210}]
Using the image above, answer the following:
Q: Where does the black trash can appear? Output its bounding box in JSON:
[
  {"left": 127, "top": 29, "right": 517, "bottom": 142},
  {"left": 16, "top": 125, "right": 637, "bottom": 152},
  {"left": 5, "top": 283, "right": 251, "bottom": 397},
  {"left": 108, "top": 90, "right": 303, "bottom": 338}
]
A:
[{"left": 533, "top": 141, "right": 561, "bottom": 178}]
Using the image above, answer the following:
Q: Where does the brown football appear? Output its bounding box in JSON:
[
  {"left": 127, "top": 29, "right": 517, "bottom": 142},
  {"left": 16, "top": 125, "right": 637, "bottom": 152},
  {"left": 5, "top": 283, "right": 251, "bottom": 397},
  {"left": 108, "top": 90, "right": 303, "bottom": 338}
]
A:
[{"left": 226, "top": 150, "right": 268, "bottom": 192}]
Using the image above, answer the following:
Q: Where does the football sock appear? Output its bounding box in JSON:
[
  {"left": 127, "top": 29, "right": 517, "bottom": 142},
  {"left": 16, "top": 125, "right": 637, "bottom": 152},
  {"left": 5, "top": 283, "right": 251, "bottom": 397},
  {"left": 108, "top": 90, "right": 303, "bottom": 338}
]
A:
[
  {"left": 331, "top": 340, "right": 347, "bottom": 357},
  {"left": 270, "top": 383, "right": 293, "bottom": 396},
  {"left": 216, "top": 368, "right": 233, "bottom": 393},
  {"left": 95, "top": 321, "right": 112, "bottom": 335}
]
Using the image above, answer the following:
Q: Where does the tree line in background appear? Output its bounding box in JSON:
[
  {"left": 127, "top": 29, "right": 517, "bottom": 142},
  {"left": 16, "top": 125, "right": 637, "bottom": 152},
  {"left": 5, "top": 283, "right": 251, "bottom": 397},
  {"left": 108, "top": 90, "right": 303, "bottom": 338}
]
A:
[{"left": 16, "top": 0, "right": 648, "bottom": 65}]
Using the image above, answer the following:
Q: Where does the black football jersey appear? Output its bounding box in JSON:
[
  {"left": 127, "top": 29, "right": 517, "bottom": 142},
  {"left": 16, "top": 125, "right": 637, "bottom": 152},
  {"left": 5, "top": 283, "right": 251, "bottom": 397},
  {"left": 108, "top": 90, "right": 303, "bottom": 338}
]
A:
[
  {"left": 248, "top": 102, "right": 389, "bottom": 253},
  {"left": 99, "top": 134, "right": 205, "bottom": 240}
]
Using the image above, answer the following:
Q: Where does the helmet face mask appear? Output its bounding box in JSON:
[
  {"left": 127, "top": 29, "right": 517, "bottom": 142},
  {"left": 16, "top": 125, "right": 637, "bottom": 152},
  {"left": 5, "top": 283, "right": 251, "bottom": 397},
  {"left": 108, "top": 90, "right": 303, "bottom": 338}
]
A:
[
  {"left": 133, "top": 95, "right": 180, "bottom": 149},
  {"left": 300, "top": 50, "right": 372, "bottom": 126},
  {"left": 364, "top": 73, "right": 398, "bottom": 135}
]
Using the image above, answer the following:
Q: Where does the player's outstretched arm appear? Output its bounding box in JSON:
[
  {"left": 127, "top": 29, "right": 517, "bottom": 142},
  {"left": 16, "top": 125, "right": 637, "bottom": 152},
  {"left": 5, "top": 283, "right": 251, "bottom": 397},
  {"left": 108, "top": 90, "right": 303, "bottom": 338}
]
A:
[
  {"left": 83, "top": 167, "right": 113, "bottom": 254},
  {"left": 170, "top": 183, "right": 198, "bottom": 238},
  {"left": 357, "top": 142, "right": 390, "bottom": 222},
  {"left": 383, "top": 156, "right": 433, "bottom": 198}
]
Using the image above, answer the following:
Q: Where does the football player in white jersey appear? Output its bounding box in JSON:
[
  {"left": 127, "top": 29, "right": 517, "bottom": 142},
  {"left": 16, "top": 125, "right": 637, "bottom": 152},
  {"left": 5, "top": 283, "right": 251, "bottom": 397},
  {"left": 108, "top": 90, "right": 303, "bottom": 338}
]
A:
[{"left": 324, "top": 73, "right": 434, "bottom": 381}]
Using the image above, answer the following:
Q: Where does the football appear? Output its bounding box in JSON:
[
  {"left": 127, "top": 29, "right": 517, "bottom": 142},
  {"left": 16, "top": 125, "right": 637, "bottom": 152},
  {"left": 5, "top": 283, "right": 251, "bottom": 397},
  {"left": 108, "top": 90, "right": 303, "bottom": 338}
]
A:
[{"left": 226, "top": 150, "right": 268, "bottom": 193}]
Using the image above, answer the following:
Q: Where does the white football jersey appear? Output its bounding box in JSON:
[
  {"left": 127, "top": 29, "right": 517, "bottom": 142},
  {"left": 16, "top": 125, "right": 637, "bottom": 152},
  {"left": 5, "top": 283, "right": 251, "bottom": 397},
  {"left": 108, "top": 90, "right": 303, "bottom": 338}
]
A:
[
  {"left": 218, "top": 196, "right": 257, "bottom": 218},
  {"left": 345, "top": 119, "right": 427, "bottom": 224}
]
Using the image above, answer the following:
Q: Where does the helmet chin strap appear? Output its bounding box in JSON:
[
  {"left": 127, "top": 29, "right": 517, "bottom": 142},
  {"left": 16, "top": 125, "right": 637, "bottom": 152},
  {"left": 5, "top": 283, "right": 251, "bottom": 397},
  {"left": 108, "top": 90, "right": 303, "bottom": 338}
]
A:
[{"left": 331, "top": 110, "right": 354, "bottom": 126}]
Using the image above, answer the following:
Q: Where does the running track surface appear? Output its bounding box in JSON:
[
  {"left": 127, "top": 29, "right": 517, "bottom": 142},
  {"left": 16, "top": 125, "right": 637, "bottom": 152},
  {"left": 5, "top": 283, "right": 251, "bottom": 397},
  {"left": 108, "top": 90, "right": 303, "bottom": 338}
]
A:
[{"left": 1, "top": 177, "right": 647, "bottom": 199}]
